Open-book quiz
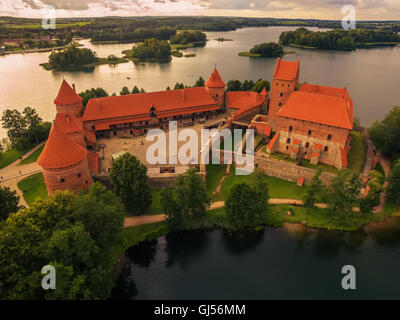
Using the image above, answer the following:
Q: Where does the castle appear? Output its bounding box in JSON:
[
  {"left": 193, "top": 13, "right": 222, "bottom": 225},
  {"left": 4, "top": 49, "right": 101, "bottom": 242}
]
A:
[{"left": 38, "top": 58, "right": 353, "bottom": 194}]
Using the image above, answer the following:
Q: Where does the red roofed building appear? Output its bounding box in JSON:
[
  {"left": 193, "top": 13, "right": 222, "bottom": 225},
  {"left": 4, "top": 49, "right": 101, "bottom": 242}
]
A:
[
  {"left": 54, "top": 80, "right": 83, "bottom": 117},
  {"left": 38, "top": 125, "right": 92, "bottom": 194},
  {"left": 205, "top": 68, "right": 226, "bottom": 107}
]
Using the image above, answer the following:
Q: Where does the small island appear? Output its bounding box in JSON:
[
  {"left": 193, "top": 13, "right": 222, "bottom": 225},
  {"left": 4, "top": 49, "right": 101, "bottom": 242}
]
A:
[
  {"left": 40, "top": 46, "right": 128, "bottom": 71},
  {"left": 239, "top": 42, "right": 286, "bottom": 58},
  {"left": 122, "top": 38, "right": 172, "bottom": 63},
  {"left": 170, "top": 30, "right": 207, "bottom": 50},
  {"left": 216, "top": 37, "right": 234, "bottom": 42}
]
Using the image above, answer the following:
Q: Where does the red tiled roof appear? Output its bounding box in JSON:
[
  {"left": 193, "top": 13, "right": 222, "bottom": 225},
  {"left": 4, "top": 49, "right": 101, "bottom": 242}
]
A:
[
  {"left": 83, "top": 87, "right": 218, "bottom": 122},
  {"left": 297, "top": 177, "right": 305, "bottom": 185},
  {"left": 55, "top": 113, "right": 83, "bottom": 134},
  {"left": 226, "top": 91, "right": 264, "bottom": 120},
  {"left": 277, "top": 91, "right": 353, "bottom": 129},
  {"left": 340, "top": 147, "right": 348, "bottom": 168},
  {"left": 313, "top": 143, "right": 322, "bottom": 151},
  {"left": 87, "top": 151, "right": 99, "bottom": 174},
  {"left": 260, "top": 87, "right": 269, "bottom": 96},
  {"left": 84, "top": 129, "right": 96, "bottom": 144},
  {"left": 38, "top": 125, "right": 87, "bottom": 169},
  {"left": 205, "top": 68, "right": 225, "bottom": 88},
  {"left": 54, "top": 80, "right": 82, "bottom": 106},
  {"left": 273, "top": 58, "right": 300, "bottom": 81}
]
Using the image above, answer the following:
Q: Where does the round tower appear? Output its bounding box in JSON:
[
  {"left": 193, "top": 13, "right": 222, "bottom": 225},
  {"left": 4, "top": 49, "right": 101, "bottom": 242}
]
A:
[
  {"left": 38, "top": 125, "right": 92, "bottom": 194},
  {"left": 54, "top": 79, "right": 83, "bottom": 117},
  {"left": 205, "top": 67, "right": 226, "bottom": 109}
]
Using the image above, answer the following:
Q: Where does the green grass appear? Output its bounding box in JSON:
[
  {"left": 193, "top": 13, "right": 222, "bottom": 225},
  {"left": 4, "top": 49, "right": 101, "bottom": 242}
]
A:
[
  {"left": 217, "top": 167, "right": 305, "bottom": 201},
  {"left": 171, "top": 50, "right": 183, "bottom": 57},
  {"left": 17, "top": 173, "right": 48, "bottom": 206},
  {"left": 0, "top": 148, "right": 23, "bottom": 169},
  {"left": 239, "top": 51, "right": 261, "bottom": 57},
  {"left": 288, "top": 43, "right": 318, "bottom": 49},
  {"left": 147, "top": 189, "right": 165, "bottom": 215},
  {"left": 348, "top": 131, "right": 366, "bottom": 174},
  {"left": 206, "top": 164, "right": 227, "bottom": 195},
  {"left": 18, "top": 145, "right": 44, "bottom": 166}
]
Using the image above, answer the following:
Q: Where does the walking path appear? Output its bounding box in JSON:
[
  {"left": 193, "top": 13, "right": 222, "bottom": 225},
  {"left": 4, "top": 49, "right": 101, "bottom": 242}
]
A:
[{"left": 0, "top": 143, "right": 44, "bottom": 207}]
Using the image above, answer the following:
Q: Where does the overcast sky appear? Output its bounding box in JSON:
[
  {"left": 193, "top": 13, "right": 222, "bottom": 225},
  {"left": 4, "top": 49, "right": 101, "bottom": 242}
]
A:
[{"left": 1, "top": 0, "right": 400, "bottom": 20}]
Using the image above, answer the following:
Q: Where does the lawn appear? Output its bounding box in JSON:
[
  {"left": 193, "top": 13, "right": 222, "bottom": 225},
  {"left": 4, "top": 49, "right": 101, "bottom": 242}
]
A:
[
  {"left": 348, "top": 131, "right": 366, "bottom": 174},
  {"left": 146, "top": 189, "right": 165, "bottom": 215},
  {"left": 0, "top": 148, "right": 23, "bottom": 169},
  {"left": 18, "top": 145, "right": 44, "bottom": 165},
  {"left": 217, "top": 166, "right": 305, "bottom": 201},
  {"left": 206, "top": 164, "right": 227, "bottom": 195},
  {"left": 17, "top": 172, "right": 48, "bottom": 206}
]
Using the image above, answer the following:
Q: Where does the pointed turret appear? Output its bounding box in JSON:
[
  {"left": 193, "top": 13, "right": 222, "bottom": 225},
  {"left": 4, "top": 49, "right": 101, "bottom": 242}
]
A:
[
  {"left": 205, "top": 67, "right": 225, "bottom": 108},
  {"left": 54, "top": 79, "right": 83, "bottom": 117}
]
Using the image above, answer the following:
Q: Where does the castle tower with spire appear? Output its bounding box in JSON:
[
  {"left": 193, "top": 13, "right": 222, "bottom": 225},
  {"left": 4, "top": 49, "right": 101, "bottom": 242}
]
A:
[
  {"left": 54, "top": 79, "right": 83, "bottom": 117},
  {"left": 205, "top": 67, "right": 226, "bottom": 110}
]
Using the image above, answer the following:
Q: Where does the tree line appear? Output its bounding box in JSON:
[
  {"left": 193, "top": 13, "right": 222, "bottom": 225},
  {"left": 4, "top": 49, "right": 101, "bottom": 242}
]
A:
[{"left": 48, "top": 45, "right": 97, "bottom": 69}]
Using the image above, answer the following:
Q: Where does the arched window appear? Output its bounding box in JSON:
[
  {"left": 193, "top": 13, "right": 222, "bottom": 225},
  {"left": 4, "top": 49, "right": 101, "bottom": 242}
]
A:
[
  {"left": 289, "top": 126, "right": 293, "bottom": 132},
  {"left": 280, "top": 92, "right": 284, "bottom": 97},
  {"left": 287, "top": 138, "right": 291, "bottom": 144},
  {"left": 77, "top": 173, "right": 81, "bottom": 178},
  {"left": 328, "top": 134, "right": 332, "bottom": 140},
  {"left": 305, "top": 142, "right": 310, "bottom": 148},
  {"left": 324, "top": 146, "right": 329, "bottom": 152},
  {"left": 308, "top": 130, "right": 312, "bottom": 136},
  {"left": 60, "top": 178, "right": 65, "bottom": 183}
]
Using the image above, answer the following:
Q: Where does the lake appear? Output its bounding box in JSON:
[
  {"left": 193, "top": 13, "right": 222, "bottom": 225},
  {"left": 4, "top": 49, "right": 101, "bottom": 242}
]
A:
[
  {"left": 112, "top": 221, "right": 400, "bottom": 300},
  {"left": 1, "top": 26, "right": 400, "bottom": 139}
]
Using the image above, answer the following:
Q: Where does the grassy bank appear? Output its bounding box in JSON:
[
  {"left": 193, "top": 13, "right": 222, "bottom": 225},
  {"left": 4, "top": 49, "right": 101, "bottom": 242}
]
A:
[
  {"left": 348, "top": 131, "right": 366, "bottom": 174},
  {"left": 0, "top": 143, "right": 41, "bottom": 169},
  {"left": 239, "top": 50, "right": 295, "bottom": 57},
  {"left": 18, "top": 145, "right": 44, "bottom": 166},
  {"left": 122, "top": 49, "right": 171, "bottom": 63},
  {"left": 17, "top": 172, "right": 48, "bottom": 206}
]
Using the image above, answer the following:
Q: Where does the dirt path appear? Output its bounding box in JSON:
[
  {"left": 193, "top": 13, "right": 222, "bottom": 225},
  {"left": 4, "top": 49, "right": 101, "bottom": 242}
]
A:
[
  {"left": 0, "top": 143, "right": 44, "bottom": 207},
  {"left": 373, "top": 152, "right": 392, "bottom": 214}
]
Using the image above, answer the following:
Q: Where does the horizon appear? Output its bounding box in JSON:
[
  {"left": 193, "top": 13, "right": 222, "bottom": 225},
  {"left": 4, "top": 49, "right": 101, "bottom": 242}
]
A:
[{"left": 1, "top": 0, "right": 400, "bottom": 20}]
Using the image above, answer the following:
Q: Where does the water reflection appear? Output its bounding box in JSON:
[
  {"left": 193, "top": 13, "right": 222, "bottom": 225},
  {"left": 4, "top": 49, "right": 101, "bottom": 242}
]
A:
[
  {"left": 222, "top": 229, "right": 265, "bottom": 255},
  {"left": 111, "top": 256, "right": 138, "bottom": 300},
  {"left": 125, "top": 240, "right": 157, "bottom": 269}
]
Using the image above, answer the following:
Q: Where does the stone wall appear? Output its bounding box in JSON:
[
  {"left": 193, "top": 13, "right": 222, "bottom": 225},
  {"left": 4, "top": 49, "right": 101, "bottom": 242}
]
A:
[{"left": 255, "top": 155, "right": 335, "bottom": 186}]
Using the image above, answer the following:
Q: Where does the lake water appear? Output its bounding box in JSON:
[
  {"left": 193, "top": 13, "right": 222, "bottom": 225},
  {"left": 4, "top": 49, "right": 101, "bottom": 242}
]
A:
[
  {"left": 112, "top": 221, "right": 400, "bottom": 300},
  {"left": 1, "top": 26, "right": 400, "bottom": 139}
]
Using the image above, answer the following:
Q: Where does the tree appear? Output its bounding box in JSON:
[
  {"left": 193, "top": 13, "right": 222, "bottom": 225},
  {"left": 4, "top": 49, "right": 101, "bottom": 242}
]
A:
[
  {"left": 110, "top": 153, "right": 152, "bottom": 214},
  {"left": 79, "top": 87, "right": 109, "bottom": 108},
  {"left": 241, "top": 80, "right": 255, "bottom": 91},
  {"left": 120, "top": 86, "right": 131, "bottom": 96},
  {"left": 252, "top": 79, "right": 270, "bottom": 93},
  {"left": 132, "top": 86, "right": 140, "bottom": 94},
  {"left": 249, "top": 170, "right": 269, "bottom": 218},
  {"left": 326, "top": 169, "right": 362, "bottom": 214},
  {"left": 360, "top": 170, "right": 385, "bottom": 213},
  {"left": 22, "top": 107, "right": 42, "bottom": 130},
  {"left": 0, "top": 187, "right": 23, "bottom": 221},
  {"left": 1, "top": 109, "right": 26, "bottom": 145},
  {"left": 0, "top": 183, "right": 124, "bottom": 299},
  {"left": 161, "top": 168, "right": 210, "bottom": 230},
  {"left": 370, "top": 106, "right": 400, "bottom": 159},
  {"left": 249, "top": 42, "right": 284, "bottom": 57},
  {"left": 388, "top": 159, "right": 400, "bottom": 205},
  {"left": 174, "top": 82, "right": 185, "bottom": 90},
  {"left": 131, "top": 38, "right": 171, "bottom": 62},
  {"left": 193, "top": 76, "right": 205, "bottom": 87},
  {"left": 166, "top": 86, "right": 171, "bottom": 91},
  {"left": 303, "top": 169, "right": 325, "bottom": 210},
  {"left": 226, "top": 80, "right": 242, "bottom": 92}
]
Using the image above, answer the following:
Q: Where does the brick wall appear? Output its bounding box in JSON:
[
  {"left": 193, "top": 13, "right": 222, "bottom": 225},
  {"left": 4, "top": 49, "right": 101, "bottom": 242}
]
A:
[{"left": 56, "top": 101, "right": 83, "bottom": 117}]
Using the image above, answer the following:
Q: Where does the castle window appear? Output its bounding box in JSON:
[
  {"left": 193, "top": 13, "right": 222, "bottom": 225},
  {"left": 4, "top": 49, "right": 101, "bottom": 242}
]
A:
[
  {"left": 279, "top": 102, "right": 282, "bottom": 106},
  {"left": 282, "top": 83, "right": 284, "bottom": 87},
  {"left": 286, "top": 146, "right": 289, "bottom": 150},
  {"left": 280, "top": 92, "right": 284, "bottom": 97},
  {"left": 91, "top": 125, "right": 95, "bottom": 130},
  {"left": 328, "top": 134, "right": 332, "bottom": 140},
  {"left": 305, "top": 142, "right": 310, "bottom": 148},
  {"left": 86, "top": 181, "right": 89, "bottom": 185},
  {"left": 308, "top": 130, "right": 312, "bottom": 136},
  {"left": 60, "top": 178, "right": 65, "bottom": 183},
  {"left": 276, "top": 82, "right": 279, "bottom": 86},
  {"left": 289, "top": 126, "right": 293, "bottom": 132},
  {"left": 288, "top": 84, "right": 290, "bottom": 87},
  {"left": 114, "top": 131, "right": 117, "bottom": 136},
  {"left": 287, "top": 138, "right": 291, "bottom": 144},
  {"left": 324, "top": 146, "right": 329, "bottom": 152},
  {"left": 77, "top": 173, "right": 81, "bottom": 178}
]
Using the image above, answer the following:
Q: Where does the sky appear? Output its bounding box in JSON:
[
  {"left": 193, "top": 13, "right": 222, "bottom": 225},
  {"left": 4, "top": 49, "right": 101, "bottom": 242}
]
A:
[{"left": 0, "top": 0, "right": 400, "bottom": 20}]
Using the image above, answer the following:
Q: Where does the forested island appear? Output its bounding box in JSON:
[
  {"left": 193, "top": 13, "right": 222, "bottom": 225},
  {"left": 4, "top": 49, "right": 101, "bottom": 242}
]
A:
[
  {"left": 122, "top": 38, "right": 172, "bottom": 63},
  {"left": 279, "top": 27, "right": 400, "bottom": 51},
  {"left": 170, "top": 30, "right": 207, "bottom": 49},
  {"left": 239, "top": 42, "right": 285, "bottom": 58},
  {"left": 40, "top": 46, "right": 128, "bottom": 71}
]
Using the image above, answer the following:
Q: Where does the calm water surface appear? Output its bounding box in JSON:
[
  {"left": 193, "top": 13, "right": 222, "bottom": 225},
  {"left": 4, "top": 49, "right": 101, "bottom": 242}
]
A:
[
  {"left": 1, "top": 26, "right": 400, "bottom": 138},
  {"left": 112, "top": 221, "right": 400, "bottom": 300}
]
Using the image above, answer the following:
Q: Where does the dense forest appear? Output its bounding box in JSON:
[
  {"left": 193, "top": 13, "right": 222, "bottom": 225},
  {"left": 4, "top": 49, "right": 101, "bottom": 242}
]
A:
[
  {"left": 249, "top": 42, "right": 284, "bottom": 57},
  {"left": 1, "top": 16, "right": 399, "bottom": 48},
  {"left": 279, "top": 27, "right": 400, "bottom": 50},
  {"left": 170, "top": 30, "right": 207, "bottom": 46},
  {"left": 47, "top": 46, "right": 97, "bottom": 69},
  {"left": 130, "top": 38, "right": 172, "bottom": 62}
]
